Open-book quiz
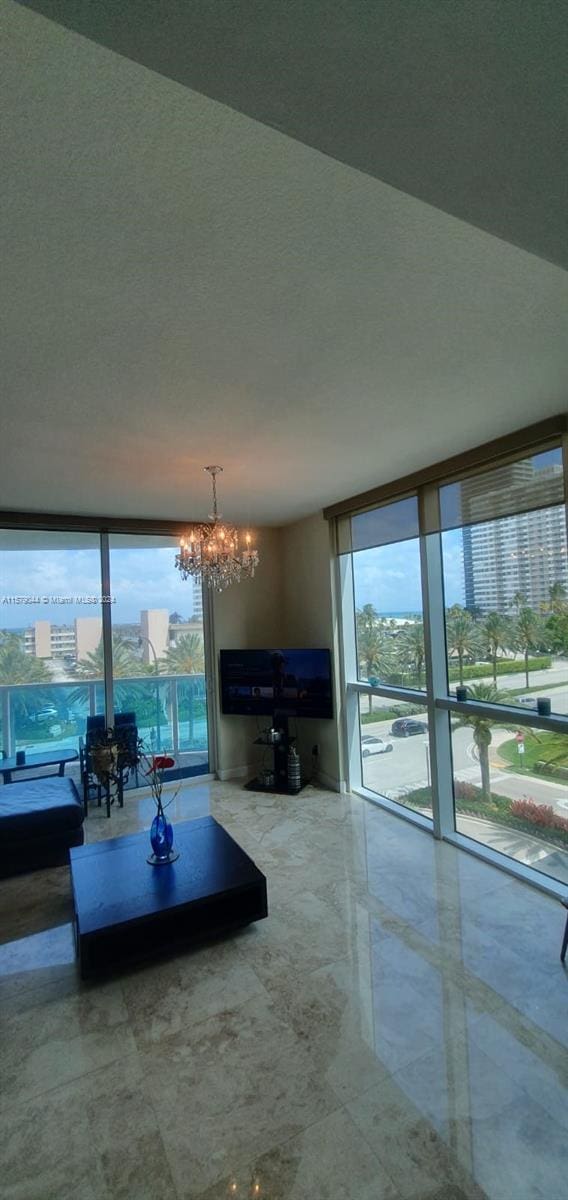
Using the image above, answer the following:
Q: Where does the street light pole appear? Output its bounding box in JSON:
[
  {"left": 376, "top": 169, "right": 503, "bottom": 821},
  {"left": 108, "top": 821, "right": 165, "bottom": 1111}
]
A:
[
  {"left": 138, "top": 634, "right": 161, "bottom": 752},
  {"left": 424, "top": 739, "right": 431, "bottom": 788}
]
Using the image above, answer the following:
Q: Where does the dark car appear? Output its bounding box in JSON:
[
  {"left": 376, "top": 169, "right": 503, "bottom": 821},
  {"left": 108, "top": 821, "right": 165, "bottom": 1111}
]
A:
[{"left": 390, "top": 718, "right": 428, "bottom": 737}]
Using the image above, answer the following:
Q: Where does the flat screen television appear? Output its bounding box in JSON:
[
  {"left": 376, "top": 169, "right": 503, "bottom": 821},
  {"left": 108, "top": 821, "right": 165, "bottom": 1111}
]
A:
[{"left": 219, "top": 648, "right": 333, "bottom": 718}]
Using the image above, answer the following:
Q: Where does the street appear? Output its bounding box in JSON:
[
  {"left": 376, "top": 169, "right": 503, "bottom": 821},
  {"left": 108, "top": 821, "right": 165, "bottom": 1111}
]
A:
[{"left": 361, "top": 714, "right": 568, "bottom": 814}]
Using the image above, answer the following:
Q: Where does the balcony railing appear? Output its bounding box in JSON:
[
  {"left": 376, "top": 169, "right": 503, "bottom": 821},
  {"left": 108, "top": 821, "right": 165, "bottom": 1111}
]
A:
[{"left": 0, "top": 673, "right": 208, "bottom": 760}]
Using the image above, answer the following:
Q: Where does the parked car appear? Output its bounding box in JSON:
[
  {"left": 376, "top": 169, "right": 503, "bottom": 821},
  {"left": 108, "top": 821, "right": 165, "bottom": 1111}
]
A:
[
  {"left": 361, "top": 735, "right": 393, "bottom": 757},
  {"left": 390, "top": 718, "right": 428, "bottom": 737},
  {"left": 518, "top": 695, "right": 537, "bottom": 709},
  {"left": 30, "top": 705, "right": 58, "bottom": 724}
]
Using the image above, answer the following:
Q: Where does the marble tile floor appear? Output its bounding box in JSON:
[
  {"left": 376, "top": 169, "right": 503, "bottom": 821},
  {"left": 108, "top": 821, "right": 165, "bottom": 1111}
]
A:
[{"left": 0, "top": 781, "right": 567, "bottom": 1199}]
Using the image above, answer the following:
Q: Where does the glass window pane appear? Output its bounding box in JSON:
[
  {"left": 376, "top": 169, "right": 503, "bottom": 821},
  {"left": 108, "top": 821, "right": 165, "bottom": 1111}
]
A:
[
  {"left": 0, "top": 529, "right": 104, "bottom": 776},
  {"left": 351, "top": 495, "right": 419, "bottom": 552},
  {"left": 359, "top": 696, "right": 432, "bottom": 819},
  {"left": 450, "top": 713, "right": 568, "bottom": 885},
  {"left": 442, "top": 501, "right": 568, "bottom": 714},
  {"left": 108, "top": 534, "right": 209, "bottom": 781},
  {"left": 439, "top": 447, "right": 564, "bottom": 531},
  {"left": 353, "top": 506, "right": 425, "bottom": 688}
]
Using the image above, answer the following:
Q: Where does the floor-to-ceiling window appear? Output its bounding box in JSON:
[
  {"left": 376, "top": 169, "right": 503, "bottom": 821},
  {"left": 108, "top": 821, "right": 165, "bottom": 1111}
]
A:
[
  {"left": 108, "top": 534, "right": 209, "bottom": 780},
  {"left": 335, "top": 421, "right": 568, "bottom": 892},
  {"left": 0, "top": 524, "right": 211, "bottom": 784},
  {"left": 0, "top": 530, "right": 105, "bottom": 761},
  {"left": 347, "top": 496, "right": 432, "bottom": 817}
]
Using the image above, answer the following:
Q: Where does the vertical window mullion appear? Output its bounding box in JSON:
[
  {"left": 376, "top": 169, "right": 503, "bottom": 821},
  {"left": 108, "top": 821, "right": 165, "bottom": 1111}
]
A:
[
  {"left": 419, "top": 487, "right": 454, "bottom": 839},
  {"left": 338, "top": 552, "right": 361, "bottom": 793},
  {"left": 563, "top": 429, "right": 568, "bottom": 544},
  {"left": 202, "top": 581, "right": 217, "bottom": 776},
  {"left": 99, "top": 532, "right": 114, "bottom": 726}
]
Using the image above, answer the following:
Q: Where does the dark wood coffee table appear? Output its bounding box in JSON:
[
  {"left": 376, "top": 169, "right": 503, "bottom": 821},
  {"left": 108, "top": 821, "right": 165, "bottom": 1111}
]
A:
[{"left": 70, "top": 816, "right": 268, "bottom": 978}]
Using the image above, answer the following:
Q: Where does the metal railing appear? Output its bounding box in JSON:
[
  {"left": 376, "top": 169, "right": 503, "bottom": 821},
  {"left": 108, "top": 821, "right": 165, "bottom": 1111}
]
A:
[{"left": 0, "top": 672, "right": 207, "bottom": 759}]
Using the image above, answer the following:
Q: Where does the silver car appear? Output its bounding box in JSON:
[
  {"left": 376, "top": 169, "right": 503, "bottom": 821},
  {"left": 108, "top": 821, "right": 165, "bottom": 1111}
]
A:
[{"left": 361, "top": 735, "right": 393, "bottom": 757}]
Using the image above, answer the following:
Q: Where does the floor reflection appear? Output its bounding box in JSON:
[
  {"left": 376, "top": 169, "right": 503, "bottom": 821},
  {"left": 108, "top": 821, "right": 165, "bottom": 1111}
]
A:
[{"left": 0, "top": 781, "right": 566, "bottom": 1199}]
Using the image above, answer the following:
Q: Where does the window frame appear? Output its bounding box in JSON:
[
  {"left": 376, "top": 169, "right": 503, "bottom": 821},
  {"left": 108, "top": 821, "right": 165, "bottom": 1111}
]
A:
[
  {"left": 0, "top": 520, "right": 215, "bottom": 780},
  {"left": 336, "top": 421, "right": 568, "bottom": 898}
]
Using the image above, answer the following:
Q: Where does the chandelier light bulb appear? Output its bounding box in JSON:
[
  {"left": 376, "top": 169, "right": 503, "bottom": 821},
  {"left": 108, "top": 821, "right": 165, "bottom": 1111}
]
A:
[{"left": 175, "top": 465, "right": 259, "bottom": 591}]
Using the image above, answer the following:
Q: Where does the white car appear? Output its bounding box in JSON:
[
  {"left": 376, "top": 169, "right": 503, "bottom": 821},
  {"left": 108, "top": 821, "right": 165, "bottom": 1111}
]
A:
[
  {"left": 518, "top": 696, "right": 537, "bottom": 709},
  {"left": 361, "top": 735, "right": 393, "bottom": 757}
]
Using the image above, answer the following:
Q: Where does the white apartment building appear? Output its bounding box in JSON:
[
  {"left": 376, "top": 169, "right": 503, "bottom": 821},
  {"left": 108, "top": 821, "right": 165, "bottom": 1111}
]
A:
[{"left": 24, "top": 617, "right": 102, "bottom": 660}]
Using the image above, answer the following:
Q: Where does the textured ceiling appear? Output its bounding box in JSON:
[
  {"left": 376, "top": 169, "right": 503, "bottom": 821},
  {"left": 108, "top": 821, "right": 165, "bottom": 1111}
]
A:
[
  {"left": 16, "top": 0, "right": 568, "bottom": 270},
  {"left": 1, "top": 1, "right": 567, "bottom": 526}
]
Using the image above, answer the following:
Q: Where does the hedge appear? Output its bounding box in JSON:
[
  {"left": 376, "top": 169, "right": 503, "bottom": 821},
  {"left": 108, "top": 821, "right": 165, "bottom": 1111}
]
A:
[{"left": 448, "top": 656, "right": 551, "bottom": 683}]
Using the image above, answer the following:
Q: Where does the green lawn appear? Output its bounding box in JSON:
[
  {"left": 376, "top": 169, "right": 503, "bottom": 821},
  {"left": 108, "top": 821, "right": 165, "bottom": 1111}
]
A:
[
  {"left": 499, "top": 732, "right": 568, "bottom": 780},
  {"left": 360, "top": 703, "right": 426, "bottom": 725}
]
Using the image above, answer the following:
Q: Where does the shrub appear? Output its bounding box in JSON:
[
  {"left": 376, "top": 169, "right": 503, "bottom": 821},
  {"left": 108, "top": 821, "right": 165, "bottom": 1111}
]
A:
[
  {"left": 509, "top": 798, "right": 568, "bottom": 835},
  {"left": 448, "top": 656, "right": 551, "bottom": 683},
  {"left": 404, "top": 781, "right": 568, "bottom": 847}
]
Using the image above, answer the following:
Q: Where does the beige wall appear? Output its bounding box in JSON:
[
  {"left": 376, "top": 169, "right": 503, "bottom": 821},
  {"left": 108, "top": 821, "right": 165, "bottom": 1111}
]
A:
[
  {"left": 212, "top": 528, "right": 285, "bottom": 778},
  {"left": 280, "top": 512, "right": 344, "bottom": 789},
  {"left": 212, "top": 516, "right": 343, "bottom": 789},
  {"left": 141, "top": 609, "right": 170, "bottom": 663},
  {"left": 75, "top": 616, "right": 102, "bottom": 661},
  {"left": 33, "top": 620, "right": 51, "bottom": 658}
]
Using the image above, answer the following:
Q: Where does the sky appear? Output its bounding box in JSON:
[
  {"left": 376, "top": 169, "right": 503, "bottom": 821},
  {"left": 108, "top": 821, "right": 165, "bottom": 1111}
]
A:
[
  {"left": 0, "top": 546, "right": 200, "bottom": 629},
  {"left": 353, "top": 530, "right": 464, "bottom": 614},
  {"left": 0, "top": 533, "right": 465, "bottom": 631}
]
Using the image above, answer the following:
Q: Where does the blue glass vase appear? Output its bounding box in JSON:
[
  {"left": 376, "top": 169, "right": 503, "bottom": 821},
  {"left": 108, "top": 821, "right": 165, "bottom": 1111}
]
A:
[{"left": 148, "top": 810, "right": 177, "bottom": 864}]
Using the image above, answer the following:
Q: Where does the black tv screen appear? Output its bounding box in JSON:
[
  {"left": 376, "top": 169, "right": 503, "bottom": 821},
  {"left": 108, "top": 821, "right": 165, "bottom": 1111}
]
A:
[{"left": 220, "top": 649, "right": 333, "bottom": 719}]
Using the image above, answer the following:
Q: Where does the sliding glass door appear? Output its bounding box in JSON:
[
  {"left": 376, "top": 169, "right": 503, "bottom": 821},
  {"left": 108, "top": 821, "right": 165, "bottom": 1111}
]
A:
[{"left": 107, "top": 535, "right": 209, "bottom": 781}]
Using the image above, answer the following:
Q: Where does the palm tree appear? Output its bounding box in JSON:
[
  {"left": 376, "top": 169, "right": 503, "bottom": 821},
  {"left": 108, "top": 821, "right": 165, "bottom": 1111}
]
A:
[
  {"left": 482, "top": 612, "right": 510, "bottom": 685},
  {"left": 514, "top": 607, "right": 541, "bottom": 688},
  {"left": 161, "top": 633, "right": 205, "bottom": 676},
  {"left": 0, "top": 633, "right": 52, "bottom": 685},
  {"left": 511, "top": 591, "right": 527, "bottom": 615},
  {"left": 399, "top": 623, "right": 425, "bottom": 688},
  {"left": 453, "top": 681, "right": 515, "bottom": 800},
  {"left": 74, "top": 635, "right": 141, "bottom": 679},
  {"left": 0, "top": 633, "right": 56, "bottom": 735},
  {"left": 545, "top": 609, "right": 568, "bottom": 656},
  {"left": 159, "top": 634, "right": 205, "bottom": 743},
  {"left": 356, "top": 609, "right": 397, "bottom": 710},
  {"left": 549, "top": 581, "right": 568, "bottom": 616},
  {"left": 446, "top": 610, "right": 479, "bottom": 685},
  {"left": 356, "top": 604, "right": 380, "bottom": 638}
]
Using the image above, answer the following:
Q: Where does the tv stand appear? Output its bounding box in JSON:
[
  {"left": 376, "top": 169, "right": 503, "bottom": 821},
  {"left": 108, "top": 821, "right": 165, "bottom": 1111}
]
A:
[{"left": 245, "top": 715, "right": 308, "bottom": 796}]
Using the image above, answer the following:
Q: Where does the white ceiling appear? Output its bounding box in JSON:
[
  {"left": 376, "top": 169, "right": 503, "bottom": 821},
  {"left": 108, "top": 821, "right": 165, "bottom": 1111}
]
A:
[
  {"left": 17, "top": 0, "right": 568, "bottom": 271},
  {"left": 1, "top": 0, "right": 567, "bottom": 526}
]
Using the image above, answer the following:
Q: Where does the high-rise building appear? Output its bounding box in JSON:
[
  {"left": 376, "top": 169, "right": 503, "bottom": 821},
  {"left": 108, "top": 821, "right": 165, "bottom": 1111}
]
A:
[
  {"left": 192, "top": 581, "right": 203, "bottom": 621},
  {"left": 461, "top": 461, "right": 567, "bottom": 614}
]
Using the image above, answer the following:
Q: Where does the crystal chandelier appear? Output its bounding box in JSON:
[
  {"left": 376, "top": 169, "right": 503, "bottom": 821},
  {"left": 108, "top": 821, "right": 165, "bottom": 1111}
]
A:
[{"left": 175, "top": 466, "right": 259, "bottom": 591}]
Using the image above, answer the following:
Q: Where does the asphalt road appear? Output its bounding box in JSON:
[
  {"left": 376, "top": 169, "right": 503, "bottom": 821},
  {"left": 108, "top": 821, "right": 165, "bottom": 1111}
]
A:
[
  {"left": 455, "top": 659, "right": 568, "bottom": 713},
  {"left": 361, "top": 715, "right": 568, "bottom": 814}
]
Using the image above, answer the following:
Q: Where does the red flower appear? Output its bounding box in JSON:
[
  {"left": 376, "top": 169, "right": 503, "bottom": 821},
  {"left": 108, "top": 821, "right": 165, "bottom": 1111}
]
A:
[{"left": 146, "top": 755, "right": 175, "bottom": 772}]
